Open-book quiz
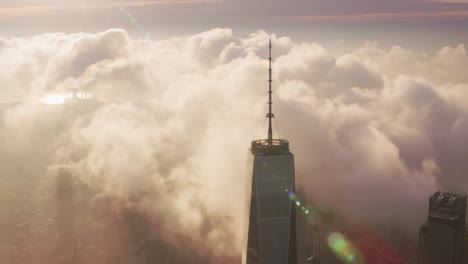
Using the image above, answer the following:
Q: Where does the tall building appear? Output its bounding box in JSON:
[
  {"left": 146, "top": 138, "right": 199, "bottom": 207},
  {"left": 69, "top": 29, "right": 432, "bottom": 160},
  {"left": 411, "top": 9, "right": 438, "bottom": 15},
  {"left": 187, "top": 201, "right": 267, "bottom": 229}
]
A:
[
  {"left": 296, "top": 186, "right": 310, "bottom": 264},
  {"left": 243, "top": 40, "right": 297, "bottom": 264},
  {"left": 417, "top": 191, "right": 467, "bottom": 264},
  {"left": 464, "top": 228, "right": 468, "bottom": 264},
  {"left": 295, "top": 187, "right": 341, "bottom": 264}
]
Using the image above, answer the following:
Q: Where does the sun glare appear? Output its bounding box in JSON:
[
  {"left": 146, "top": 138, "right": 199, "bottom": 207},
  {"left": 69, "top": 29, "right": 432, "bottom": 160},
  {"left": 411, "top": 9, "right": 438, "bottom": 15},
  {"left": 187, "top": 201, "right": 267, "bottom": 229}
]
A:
[{"left": 41, "top": 94, "right": 68, "bottom": 105}]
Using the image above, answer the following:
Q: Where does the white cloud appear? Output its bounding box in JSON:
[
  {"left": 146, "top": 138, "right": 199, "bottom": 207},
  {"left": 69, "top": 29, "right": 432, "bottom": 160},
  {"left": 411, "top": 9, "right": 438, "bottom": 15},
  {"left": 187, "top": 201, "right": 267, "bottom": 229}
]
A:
[
  {"left": 354, "top": 42, "right": 468, "bottom": 85},
  {"left": 1, "top": 28, "right": 468, "bottom": 262}
]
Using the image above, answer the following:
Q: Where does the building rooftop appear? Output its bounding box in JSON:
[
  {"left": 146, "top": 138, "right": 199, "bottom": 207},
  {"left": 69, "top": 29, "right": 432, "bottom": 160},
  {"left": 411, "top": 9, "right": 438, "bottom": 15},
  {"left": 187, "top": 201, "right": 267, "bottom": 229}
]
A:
[
  {"left": 427, "top": 191, "right": 467, "bottom": 224},
  {"left": 251, "top": 139, "right": 290, "bottom": 155},
  {"left": 430, "top": 191, "right": 467, "bottom": 208}
]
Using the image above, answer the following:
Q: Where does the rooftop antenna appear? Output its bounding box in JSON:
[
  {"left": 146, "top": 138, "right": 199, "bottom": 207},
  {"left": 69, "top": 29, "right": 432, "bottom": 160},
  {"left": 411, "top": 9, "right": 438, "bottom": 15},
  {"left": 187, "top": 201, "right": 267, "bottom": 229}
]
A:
[
  {"left": 267, "top": 38, "right": 274, "bottom": 146},
  {"left": 251, "top": 38, "right": 290, "bottom": 154}
]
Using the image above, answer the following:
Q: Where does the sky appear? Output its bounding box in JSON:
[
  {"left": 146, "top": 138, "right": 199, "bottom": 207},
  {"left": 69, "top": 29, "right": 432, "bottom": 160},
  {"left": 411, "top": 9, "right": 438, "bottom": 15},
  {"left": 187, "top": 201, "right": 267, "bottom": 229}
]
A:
[
  {"left": 1, "top": 1, "right": 468, "bottom": 263},
  {"left": 0, "top": 0, "right": 468, "bottom": 48}
]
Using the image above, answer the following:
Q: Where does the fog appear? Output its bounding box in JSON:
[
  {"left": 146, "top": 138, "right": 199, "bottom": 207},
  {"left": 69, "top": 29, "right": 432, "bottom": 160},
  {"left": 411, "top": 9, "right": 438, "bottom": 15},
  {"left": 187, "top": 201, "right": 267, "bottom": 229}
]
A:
[{"left": 0, "top": 28, "right": 467, "bottom": 263}]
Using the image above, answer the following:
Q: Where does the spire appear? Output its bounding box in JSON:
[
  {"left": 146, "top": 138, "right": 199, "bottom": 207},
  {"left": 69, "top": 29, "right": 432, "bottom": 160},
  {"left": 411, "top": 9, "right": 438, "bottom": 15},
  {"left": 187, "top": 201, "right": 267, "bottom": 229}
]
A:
[
  {"left": 250, "top": 38, "right": 290, "bottom": 154},
  {"left": 251, "top": 38, "right": 290, "bottom": 155},
  {"left": 267, "top": 38, "right": 274, "bottom": 145}
]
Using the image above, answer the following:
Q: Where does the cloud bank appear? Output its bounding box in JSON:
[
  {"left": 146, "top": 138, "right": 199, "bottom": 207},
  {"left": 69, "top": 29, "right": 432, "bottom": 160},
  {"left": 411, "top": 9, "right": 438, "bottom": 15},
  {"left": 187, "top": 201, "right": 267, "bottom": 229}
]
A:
[{"left": 0, "top": 28, "right": 468, "bottom": 263}]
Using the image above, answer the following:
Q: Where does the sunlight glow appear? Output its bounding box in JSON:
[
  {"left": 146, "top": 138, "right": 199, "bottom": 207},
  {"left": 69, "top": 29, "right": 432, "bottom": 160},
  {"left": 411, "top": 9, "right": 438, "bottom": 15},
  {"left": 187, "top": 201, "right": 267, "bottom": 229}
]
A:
[
  {"left": 41, "top": 94, "right": 68, "bottom": 105},
  {"left": 328, "top": 232, "right": 363, "bottom": 264}
]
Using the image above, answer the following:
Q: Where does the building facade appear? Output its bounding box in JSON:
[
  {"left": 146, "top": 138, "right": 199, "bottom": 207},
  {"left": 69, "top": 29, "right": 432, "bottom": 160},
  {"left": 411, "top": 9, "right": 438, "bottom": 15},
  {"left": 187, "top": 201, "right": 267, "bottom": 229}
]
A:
[
  {"left": 243, "top": 40, "right": 297, "bottom": 264},
  {"left": 418, "top": 191, "right": 467, "bottom": 264}
]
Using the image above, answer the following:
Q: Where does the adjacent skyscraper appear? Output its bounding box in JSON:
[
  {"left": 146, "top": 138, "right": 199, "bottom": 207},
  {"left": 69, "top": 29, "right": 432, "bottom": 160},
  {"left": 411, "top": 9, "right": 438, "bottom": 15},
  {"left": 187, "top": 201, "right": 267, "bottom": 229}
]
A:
[
  {"left": 243, "top": 40, "right": 297, "bottom": 264},
  {"left": 418, "top": 191, "right": 467, "bottom": 264}
]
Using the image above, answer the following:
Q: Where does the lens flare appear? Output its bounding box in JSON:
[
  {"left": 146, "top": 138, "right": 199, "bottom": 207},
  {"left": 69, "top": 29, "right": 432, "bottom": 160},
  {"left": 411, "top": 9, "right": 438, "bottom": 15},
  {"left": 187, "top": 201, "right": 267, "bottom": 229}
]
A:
[
  {"left": 285, "top": 190, "right": 364, "bottom": 263},
  {"left": 286, "top": 189, "right": 311, "bottom": 216},
  {"left": 328, "top": 232, "right": 363, "bottom": 264}
]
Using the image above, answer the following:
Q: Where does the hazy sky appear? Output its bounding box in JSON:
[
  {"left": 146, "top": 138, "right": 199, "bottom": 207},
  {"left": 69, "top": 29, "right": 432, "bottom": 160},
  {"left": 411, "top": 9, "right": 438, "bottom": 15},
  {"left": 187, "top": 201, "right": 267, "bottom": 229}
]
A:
[
  {"left": 1, "top": 0, "right": 468, "bottom": 48},
  {"left": 1, "top": 1, "right": 468, "bottom": 262},
  {"left": 1, "top": 28, "right": 467, "bottom": 259}
]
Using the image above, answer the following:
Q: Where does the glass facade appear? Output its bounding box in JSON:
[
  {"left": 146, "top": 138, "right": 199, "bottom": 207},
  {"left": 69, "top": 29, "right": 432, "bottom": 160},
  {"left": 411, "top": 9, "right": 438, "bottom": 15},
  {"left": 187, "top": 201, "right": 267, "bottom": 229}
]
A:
[
  {"left": 418, "top": 191, "right": 466, "bottom": 264},
  {"left": 244, "top": 152, "right": 297, "bottom": 264}
]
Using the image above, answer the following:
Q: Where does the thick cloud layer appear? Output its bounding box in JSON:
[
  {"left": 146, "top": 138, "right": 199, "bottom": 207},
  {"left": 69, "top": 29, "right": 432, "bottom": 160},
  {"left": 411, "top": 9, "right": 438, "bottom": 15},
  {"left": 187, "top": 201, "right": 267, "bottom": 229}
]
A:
[{"left": 1, "top": 28, "right": 467, "bottom": 262}]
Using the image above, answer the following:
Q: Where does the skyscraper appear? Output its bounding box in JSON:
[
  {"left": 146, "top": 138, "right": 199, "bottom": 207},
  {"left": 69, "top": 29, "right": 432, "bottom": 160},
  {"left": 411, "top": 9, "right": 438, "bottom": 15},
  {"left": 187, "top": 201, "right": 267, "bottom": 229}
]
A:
[
  {"left": 243, "top": 40, "right": 297, "bottom": 264},
  {"left": 417, "top": 191, "right": 467, "bottom": 264},
  {"left": 295, "top": 187, "right": 340, "bottom": 264}
]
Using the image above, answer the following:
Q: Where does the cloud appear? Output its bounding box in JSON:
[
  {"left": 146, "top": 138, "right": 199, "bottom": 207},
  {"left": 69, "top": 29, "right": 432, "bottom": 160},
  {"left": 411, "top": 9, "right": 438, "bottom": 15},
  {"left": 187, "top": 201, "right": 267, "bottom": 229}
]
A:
[
  {"left": 285, "top": 10, "right": 468, "bottom": 22},
  {"left": 1, "top": 28, "right": 468, "bottom": 262},
  {"left": 354, "top": 42, "right": 468, "bottom": 85}
]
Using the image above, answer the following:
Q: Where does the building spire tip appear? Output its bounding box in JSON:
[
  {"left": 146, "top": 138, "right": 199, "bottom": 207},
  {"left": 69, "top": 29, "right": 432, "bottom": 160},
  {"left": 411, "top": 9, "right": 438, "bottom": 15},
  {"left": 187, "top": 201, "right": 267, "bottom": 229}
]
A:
[{"left": 267, "top": 38, "right": 273, "bottom": 144}]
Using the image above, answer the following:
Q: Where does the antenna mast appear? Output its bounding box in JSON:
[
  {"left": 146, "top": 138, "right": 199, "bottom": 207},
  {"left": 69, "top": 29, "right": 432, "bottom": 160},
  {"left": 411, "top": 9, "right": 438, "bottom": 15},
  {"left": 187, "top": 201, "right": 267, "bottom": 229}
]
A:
[
  {"left": 267, "top": 38, "right": 274, "bottom": 145},
  {"left": 250, "top": 38, "right": 290, "bottom": 154}
]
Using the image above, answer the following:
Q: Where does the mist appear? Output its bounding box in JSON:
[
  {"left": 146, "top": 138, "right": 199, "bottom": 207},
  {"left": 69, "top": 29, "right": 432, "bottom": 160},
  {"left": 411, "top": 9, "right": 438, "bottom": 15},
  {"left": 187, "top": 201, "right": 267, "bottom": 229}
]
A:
[{"left": 0, "top": 28, "right": 467, "bottom": 263}]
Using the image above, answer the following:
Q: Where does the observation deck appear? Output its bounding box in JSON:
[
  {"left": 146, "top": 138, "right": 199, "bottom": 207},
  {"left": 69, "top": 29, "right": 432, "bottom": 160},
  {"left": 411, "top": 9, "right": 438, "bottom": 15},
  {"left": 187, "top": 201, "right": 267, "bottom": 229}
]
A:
[{"left": 251, "top": 138, "right": 290, "bottom": 155}]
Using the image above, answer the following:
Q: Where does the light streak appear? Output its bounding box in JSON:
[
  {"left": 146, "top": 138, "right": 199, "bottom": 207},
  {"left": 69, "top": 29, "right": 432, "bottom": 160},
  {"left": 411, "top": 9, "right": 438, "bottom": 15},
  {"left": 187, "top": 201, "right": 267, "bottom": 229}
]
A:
[
  {"left": 285, "top": 189, "right": 364, "bottom": 264},
  {"left": 286, "top": 189, "right": 311, "bottom": 215}
]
